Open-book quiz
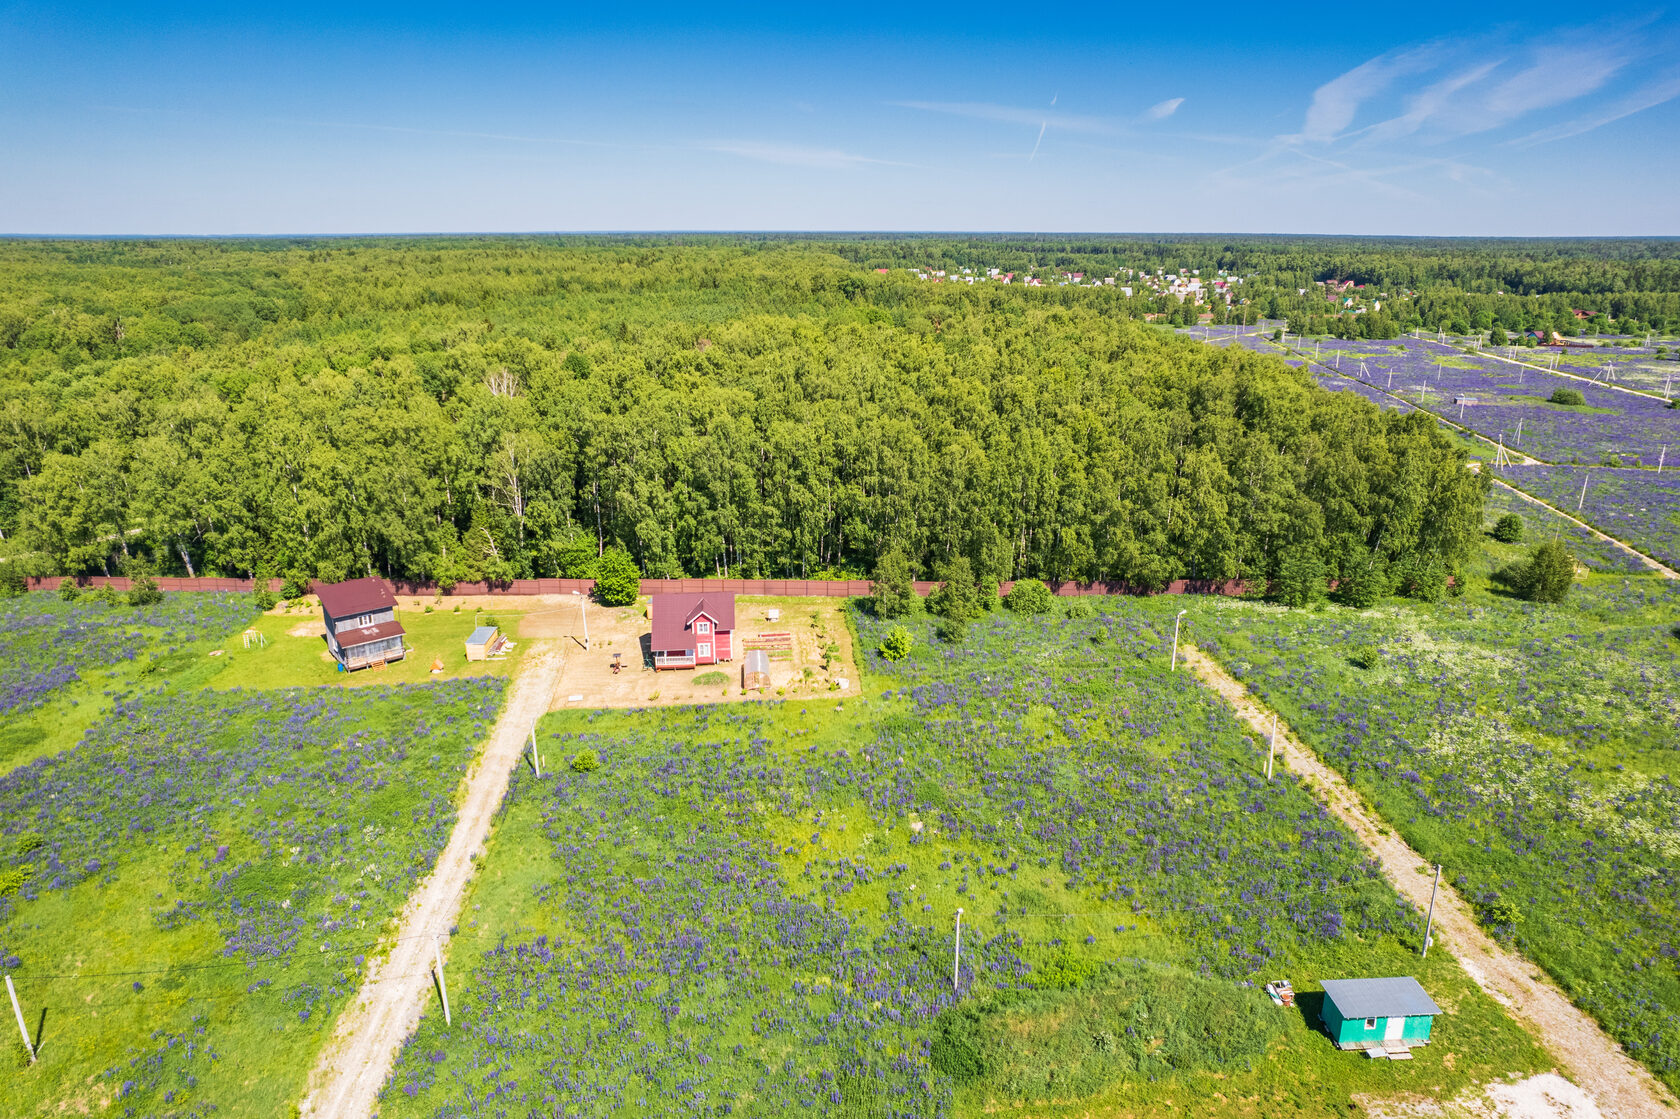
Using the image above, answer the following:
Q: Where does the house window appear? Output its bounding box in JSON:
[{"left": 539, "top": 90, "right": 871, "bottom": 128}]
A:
[
  {"left": 1365, "top": 1018, "right": 1377, "bottom": 1029},
  {"left": 356, "top": 614, "right": 373, "bottom": 628},
  {"left": 697, "top": 620, "right": 710, "bottom": 635},
  {"left": 698, "top": 643, "right": 712, "bottom": 658}
]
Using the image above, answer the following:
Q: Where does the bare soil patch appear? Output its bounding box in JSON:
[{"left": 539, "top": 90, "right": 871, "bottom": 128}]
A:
[{"left": 532, "top": 595, "right": 860, "bottom": 712}]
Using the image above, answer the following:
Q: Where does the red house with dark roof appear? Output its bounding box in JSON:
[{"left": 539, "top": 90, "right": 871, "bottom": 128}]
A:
[
  {"left": 649, "top": 593, "right": 734, "bottom": 670},
  {"left": 314, "top": 577, "right": 407, "bottom": 670}
]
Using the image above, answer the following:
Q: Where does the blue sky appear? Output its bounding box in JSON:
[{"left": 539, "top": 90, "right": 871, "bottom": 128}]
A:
[{"left": 2, "top": 3, "right": 1677, "bottom": 235}]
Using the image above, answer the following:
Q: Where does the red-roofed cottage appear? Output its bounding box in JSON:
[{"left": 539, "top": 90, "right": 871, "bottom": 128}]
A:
[
  {"left": 315, "top": 577, "right": 407, "bottom": 670},
  {"left": 649, "top": 593, "right": 734, "bottom": 670}
]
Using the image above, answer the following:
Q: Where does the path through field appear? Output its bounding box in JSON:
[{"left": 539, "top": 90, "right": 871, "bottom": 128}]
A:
[
  {"left": 1179, "top": 644, "right": 1678, "bottom": 1119},
  {"left": 299, "top": 643, "right": 563, "bottom": 1118}
]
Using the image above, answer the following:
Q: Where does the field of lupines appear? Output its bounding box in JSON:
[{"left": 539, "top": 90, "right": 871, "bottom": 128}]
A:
[
  {"left": 1501, "top": 465, "right": 1680, "bottom": 571},
  {"left": 1167, "top": 573, "right": 1680, "bottom": 1095},
  {"left": 1300, "top": 337, "right": 1680, "bottom": 466},
  {"left": 1523, "top": 347, "right": 1680, "bottom": 397},
  {"left": 0, "top": 591, "right": 257, "bottom": 773},
  {"left": 1480, "top": 483, "right": 1650, "bottom": 575},
  {"left": 381, "top": 606, "right": 1541, "bottom": 1118},
  {"left": 0, "top": 677, "right": 504, "bottom": 1118}
]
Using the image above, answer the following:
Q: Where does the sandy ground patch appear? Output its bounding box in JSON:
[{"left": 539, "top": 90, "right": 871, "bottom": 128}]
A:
[
  {"left": 1360, "top": 1073, "right": 1605, "bottom": 1118},
  {"left": 530, "top": 595, "right": 861, "bottom": 711}
]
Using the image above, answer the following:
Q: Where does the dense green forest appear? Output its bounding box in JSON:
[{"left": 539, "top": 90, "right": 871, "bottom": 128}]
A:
[{"left": 0, "top": 236, "right": 1527, "bottom": 589}]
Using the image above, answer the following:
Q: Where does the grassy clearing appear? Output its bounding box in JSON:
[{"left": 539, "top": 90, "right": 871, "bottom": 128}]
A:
[
  {"left": 379, "top": 604, "right": 1543, "bottom": 1118},
  {"left": 206, "top": 605, "right": 530, "bottom": 691},
  {"left": 0, "top": 679, "right": 505, "bottom": 1118}
]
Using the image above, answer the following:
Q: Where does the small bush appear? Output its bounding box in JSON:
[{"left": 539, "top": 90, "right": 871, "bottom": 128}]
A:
[
  {"left": 934, "top": 615, "right": 968, "bottom": 644},
  {"left": 1549, "top": 388, "right": 1586, "bottom": 406},
  {"left": 89, "top": 584, "right": 122, "bottom": 607},
  {"left": 1063, "top": 600, "right": 1095, "bottom": 619},
  {"left": 1335, "top": 558, "right": 1388, "bottom": 608},
  {"left": 692, "top": 671, "right": 729, "bottom": 686},
  {"left": 58, "top": 578, "right": 81, "bottom": 601},
  {"left": 0, "top": 565, "right": 24, "bottom": 599},
  {"left": 929, "top": 1008, "right": 988, "bottom": 1083},
  {"left": 1349, "top": 644, "right": 1381, "bottom": 670},
  {"left": 592, "top": 548, "right": 641, "bottom": 606},
  {"left": 1003, "top": 578, "right": 1054, "bottom": 615},
  {"left": 1033, "top": 953, "right": 1100, "bottom": 991},
  {"left": 127, "top": 571, "right": 163, "bottom": 607},
  {"left": 1508, "top": 541, "right": 1575, "bottom": 603},
  {"left": 1275, "top": 546, "right": 1326, "bottom": 609},
  {"left": 877, "top": 624, "right": 913, "bottom": 662},
  {"left": 1491, "top": 512, "right": 1524, "bottom": 543},
  {"left": 569, "top": 750, "right": 601, "bottom": 773},
  {"left": 280, "top": 570, "right": 312, "bottom": 599},
  {"left": 252, "top": 586, "right": 278, "bottom": 611},
  {"left": 0, "top": 865, "right": 32, "bottom": 898}
]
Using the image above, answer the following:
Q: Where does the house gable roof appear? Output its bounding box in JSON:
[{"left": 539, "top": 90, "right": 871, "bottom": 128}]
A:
[
  {"left": 315, "top": 577, "right": 397, "bottom": 618},
  {"left": 1320, "top": 977, "right": 1441, "bottom": 1020},
  {"left": 650, "top": 592, "right": 735, "bottom": 651}
]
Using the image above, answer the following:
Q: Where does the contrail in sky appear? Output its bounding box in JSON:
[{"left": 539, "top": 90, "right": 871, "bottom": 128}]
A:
[{"left": 1028, "top": 93, "right": 1057, "bottom": 161}]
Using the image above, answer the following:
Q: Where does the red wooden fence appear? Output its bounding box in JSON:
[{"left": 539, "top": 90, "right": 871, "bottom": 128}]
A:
[{"left": 26, "top": 574, "right": 1252, "bottom": 599}]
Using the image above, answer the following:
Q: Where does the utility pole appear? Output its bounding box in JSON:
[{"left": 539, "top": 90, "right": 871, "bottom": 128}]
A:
[
  {"left": 1578, "top": 472, "right": 1591, "bottom": 512},
  {"left": 434, "top": 936, "right": 453, "bottom": 1028},
  {"left": 1660, "top": 445, "right": 1667, "bottom": 476},
  {"left": 530, "top": 723, "right": 541, "bottom": 776},
  {"left": 1170, "top": 610, "right": 1187, "bottom": 672},
  {"left": 952, "top": 908, "right": 964, "bottom": 990},
  {"left": 1266, "top": 711, "right": 1277, "bottom": 780},
  {"left": 1421, "top": 865, "right": 1442, "bottom": 957},
  {"left": 6, "top": 975, "right": 33, "bottom": 1064}
]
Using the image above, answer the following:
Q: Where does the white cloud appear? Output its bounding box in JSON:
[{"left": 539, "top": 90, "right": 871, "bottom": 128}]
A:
[
  {"left": 1361, "top": 61, "right": 1503, "bottom": 143},
  {"left": 1144, "top": 97, "right": 1184, "bottom": 121},
  {"left": 1292, "top": 45, "right": 1442, "bottom": 142},
  {"left": 1509, "top": 68, "right": 1680, "bottom": 145}
]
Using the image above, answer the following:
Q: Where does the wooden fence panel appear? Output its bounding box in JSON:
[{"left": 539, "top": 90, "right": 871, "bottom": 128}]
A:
[{"left": 24, "top": 573, "right": 1257, "bottom": 600}]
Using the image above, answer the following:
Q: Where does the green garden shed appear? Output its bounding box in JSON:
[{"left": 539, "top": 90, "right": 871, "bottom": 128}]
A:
[{"left": 1319, "top": 977, "right": 1441, "bottom": 1056}]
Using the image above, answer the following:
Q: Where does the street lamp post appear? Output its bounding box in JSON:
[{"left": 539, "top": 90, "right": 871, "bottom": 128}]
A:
[
  {"left": 953, "top": 908, "right": 964, "bottom": 990},
  {"left": 1170, "top": 609, "right": 1187, "bottom": 672},
  {"left": 572, "top": 589, "right": 589, "bottom": 650}
]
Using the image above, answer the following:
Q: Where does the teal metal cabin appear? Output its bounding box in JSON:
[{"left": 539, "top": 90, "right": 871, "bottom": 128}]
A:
[{"left": 1319, "top": 977, "right": 1441, "bottom": 1052}]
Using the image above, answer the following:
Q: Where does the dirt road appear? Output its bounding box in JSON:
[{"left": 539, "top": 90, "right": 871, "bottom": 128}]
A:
[
  {"left": 1487, "top": 476, "right": 1679, "bottom": 580},
  {"left": 1179, "top": 644, "right": 1677, "bottom": 1119},
  {"left": 298, "top": 643, "right": 563, "bottom": 1118}
]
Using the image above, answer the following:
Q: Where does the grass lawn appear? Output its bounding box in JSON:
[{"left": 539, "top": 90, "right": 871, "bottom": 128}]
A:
[
  {"left": 206, "top": 604, "right": 532, "bottom": 690},
  {"left": 379, "top": 602, "right": 1545, "bottom": 1118}
]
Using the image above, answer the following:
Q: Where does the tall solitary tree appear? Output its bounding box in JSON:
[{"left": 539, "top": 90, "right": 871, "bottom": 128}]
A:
[{"left": 869, "top": 549, "right": 917, "bottom": 618}]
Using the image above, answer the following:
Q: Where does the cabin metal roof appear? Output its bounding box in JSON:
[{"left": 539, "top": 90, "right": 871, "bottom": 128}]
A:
[
  {"left": 1320, "top": 977, "right": 1441, "bottom": 1019},
  {"left": 314, "top": 577, "right": 396, "bottom": 618},
  {"left": 466, "top": 626, "right": 498, "bottom": 646}
]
